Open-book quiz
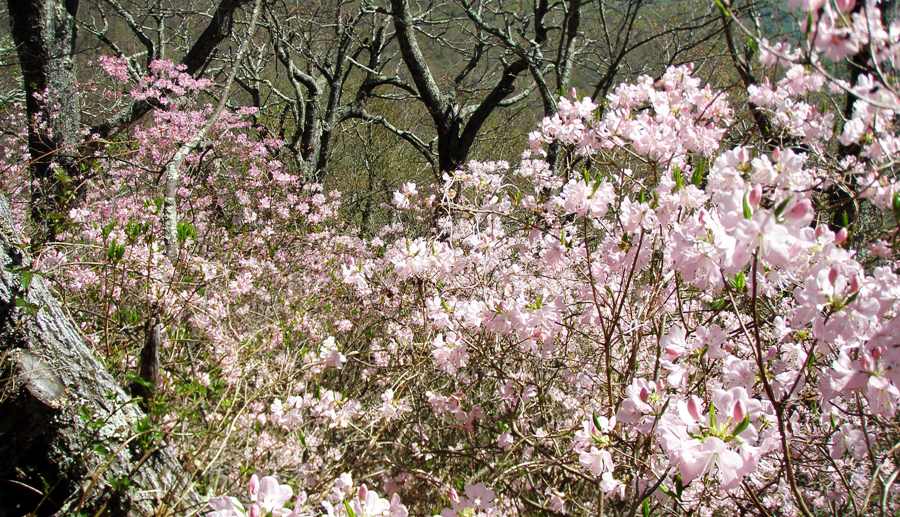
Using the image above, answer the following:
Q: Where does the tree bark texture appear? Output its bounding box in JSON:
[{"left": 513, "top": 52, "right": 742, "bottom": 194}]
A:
[
  {"left": 7, "top": 0, "right": 83, "bottom": 245},
  {"left": 0, "top": 195, "right": 197, "bottom": 516}
]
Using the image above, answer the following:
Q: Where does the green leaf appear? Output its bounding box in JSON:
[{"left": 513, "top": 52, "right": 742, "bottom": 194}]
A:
[
  {"left": 731, "top": 415, "right": 751, "bottom": 437},
  {"left": 742, "top": 192, "right": 753, "bottom": 220},
  {"left": 708, "top": 298, "right": 728, "bottom": 311},
  {"left": 126, "top": 372, "right": 153, "bottom": 390},
  {"left": 730, "top": 271, "right": 746, "bottom": 291},
  {"left": 15, "top": 297, "right": 39, "bottom": 315},
  {"left": 125, "top": 219, "right": 145, "bottom": 243},
  {"left": 297, "top": 430, "right": 307, "bottom": 448},
  {"left": 806, "top": 349, "right": 817, "bottom": 369},
  {"left": 592, "top": 412, "right": 604, "bottom": 433},
  {"left": 19, "top": 269, "right": 33, "bottom": 291},
  {"left": 510, "top": 190, "right": 522, "bottom": 206},
  {"left": 107, "top": 240, "right": 126, "bottom": 263},
  {"left": 101, "top": 220, "right": 116, "bottom": 240},
  {"left": 343, "top": 500, "right": 357, "bottom": 517},
  {"left": 116, "top": 307, "right": 141, "bottom": 326},
  {"left": 691, "top": 158, "right": 707, "bottom": 187},
  {"left": 708, "top": 402, "right": 718, "bottom": 430},
  {"left": 774, "top": 196, "right": 792, "bottom": 218},
  {"left": 714, "top": 0, "right": 731, "bottom": 17},
  {"left": 745, "top": 36, "right": 759, "bottom": 57},
  {"left": 642, "top": 497, "right": 651, "bottom": 517},
  {"left": 672, "top": 166, "right": 685, "bottom": 192},
  {"left": 53, "top": 167, "right": 72, "bottom": 184},
  {"left": 176, "top": 221, "right": 197, "bottom": 243}
]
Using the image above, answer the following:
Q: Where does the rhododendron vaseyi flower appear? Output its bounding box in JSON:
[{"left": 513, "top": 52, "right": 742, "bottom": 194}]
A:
[
  {"left": 431, "top": 332, "right": 469, "bottom": 374},
  {"left": 207, "top": 496, "right": 245, "bottom": 517},
  {"left": 206, "top": 474, "right": 294, "bottom": 517},
  {"left": 657, "top": 389, "right": 768, "bottom": 489},
  {"left": 579, "top": 446, "right": 614, "bottom": 477},
  {"left": 351, "top": 485, "right": 409, "bottom": 517},
  {"left": 559, "top": 178, "right": 615, "bottom": 218},
  {"left": 320, "top": 336, "right": 347, "bottom": 369},
  {"left": 252, "top": 475, "right": 294, "bottom": 515},
  {"left": 440, "top": 483, "right": 497, "bottom": 516},
  {"left": 615, "top": 378, "right": 663, "bottom": 432}
]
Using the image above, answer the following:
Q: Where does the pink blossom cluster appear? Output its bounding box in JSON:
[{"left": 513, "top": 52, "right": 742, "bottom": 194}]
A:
[
  {"left": 209, "top": 473, "right": 409, "bottom": 517},
  {"left": 3, "top": 1, "right": 900, "bottom": 514}
]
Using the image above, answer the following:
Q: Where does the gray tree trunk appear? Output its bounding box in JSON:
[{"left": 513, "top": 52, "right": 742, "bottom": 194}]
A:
[
  {"left": 7, "top": 0, "right": 84, "bottom": 246},
  {"left": 0, "top": 194, "right": 198, "bottom": 516}
]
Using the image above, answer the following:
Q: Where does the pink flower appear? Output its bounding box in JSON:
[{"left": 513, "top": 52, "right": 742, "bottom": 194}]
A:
[
  {"left": 463, "top": 483, "right": 496, "bottom": 510},
  {"left": 676, "top": 437, "right": 744, "bottom": 489},
  {"left": 616, "top": 378, "right": 661, "bottom": 432},
  {"left": 599, "top": 472, "right": 625, "bottom": 498},
  {"left": 431, "top": 333, "right": 469, "bottom": 374},
  {"left": 98, "top": 55, "right": 130, "bottom": 82},
  {"left": 255, "top": 475, "right": 293, "bottom": 514},
  {"left": 320, "top": 336, "right": 347, "bottom": 369},
  {"left": 661, "top": 325, "right": 690, "bottom": 361},
  {"left": 579, "top": 446, "right": 614, "bottom": 476},
  {"left": 206, "top": 496, "right": 245, "bottom": 517}
]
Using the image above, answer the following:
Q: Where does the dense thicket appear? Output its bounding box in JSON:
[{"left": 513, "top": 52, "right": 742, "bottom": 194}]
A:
[{"left": 0, "top": 0, "right": 898, "bottom": 516}]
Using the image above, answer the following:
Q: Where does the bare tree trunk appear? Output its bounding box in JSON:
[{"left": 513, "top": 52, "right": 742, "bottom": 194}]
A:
[
  {"left": 0, "top": 195, "right": 197, "bottom": 516},
  {"left": 8, "top": 0, "right": 83, "bottom": 247}
]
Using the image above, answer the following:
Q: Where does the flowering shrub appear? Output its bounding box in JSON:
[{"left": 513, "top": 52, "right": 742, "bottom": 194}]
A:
[
  {"left": 207, "top": 473, "right": 409, "bottom": 517},
  {"left": 3, "top": 0, "right": 899, "bottom": 515}
]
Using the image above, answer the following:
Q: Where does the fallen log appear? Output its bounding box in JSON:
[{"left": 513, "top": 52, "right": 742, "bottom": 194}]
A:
[{"left": 0, "top": 196, "right": 199, "bottom": 516}]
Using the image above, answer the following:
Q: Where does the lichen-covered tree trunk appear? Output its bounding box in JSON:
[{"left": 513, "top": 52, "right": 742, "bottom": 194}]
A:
[
  {"left": 7, "top": 0, "right": 84, "bottom": 246},
  {"left": 0, "top": 195, "right": 198, "bottom": 516}
]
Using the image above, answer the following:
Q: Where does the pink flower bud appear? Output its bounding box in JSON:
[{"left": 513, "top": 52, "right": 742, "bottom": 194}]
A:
[
  {"left": 859, "top": 353, "right": 873, "bottom": 372},
  {"left": 249, "top": 504, "right": 261, "bottom": 517},
  {"left": 687, "top": 396, "right": 702, "bottom": 422},
  {"left": 829, "top": 266, "right": 840, "bottom": 286},
  {"left": 358, "top": 484, "right": 368, "bottom": 501},
  {"left": 748, "top": 184, "right": 763, "bottom": 207},
  {"left": 249, "top": 474, "right": 260, "bottom": 499},
  {"left": 848, "top": 274, "right": 860, "bottom": 294},
  {"left": 835, "top": 228, "right": 848, "bottom": 245},
  {"left": 639, "top": 387, "right": 650, "bottom": 402},
  {"left": 815, "top": 225, "right": 826, "bottom": 238},
  {"left": 787, "top": 198, "right": 813, "bottom": 221},
  {"left": 732, "top": 400, "right": 746, "bottom": 422},
  {"left": 836, "top": 0, "right": 855, "bottom": 12}
]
